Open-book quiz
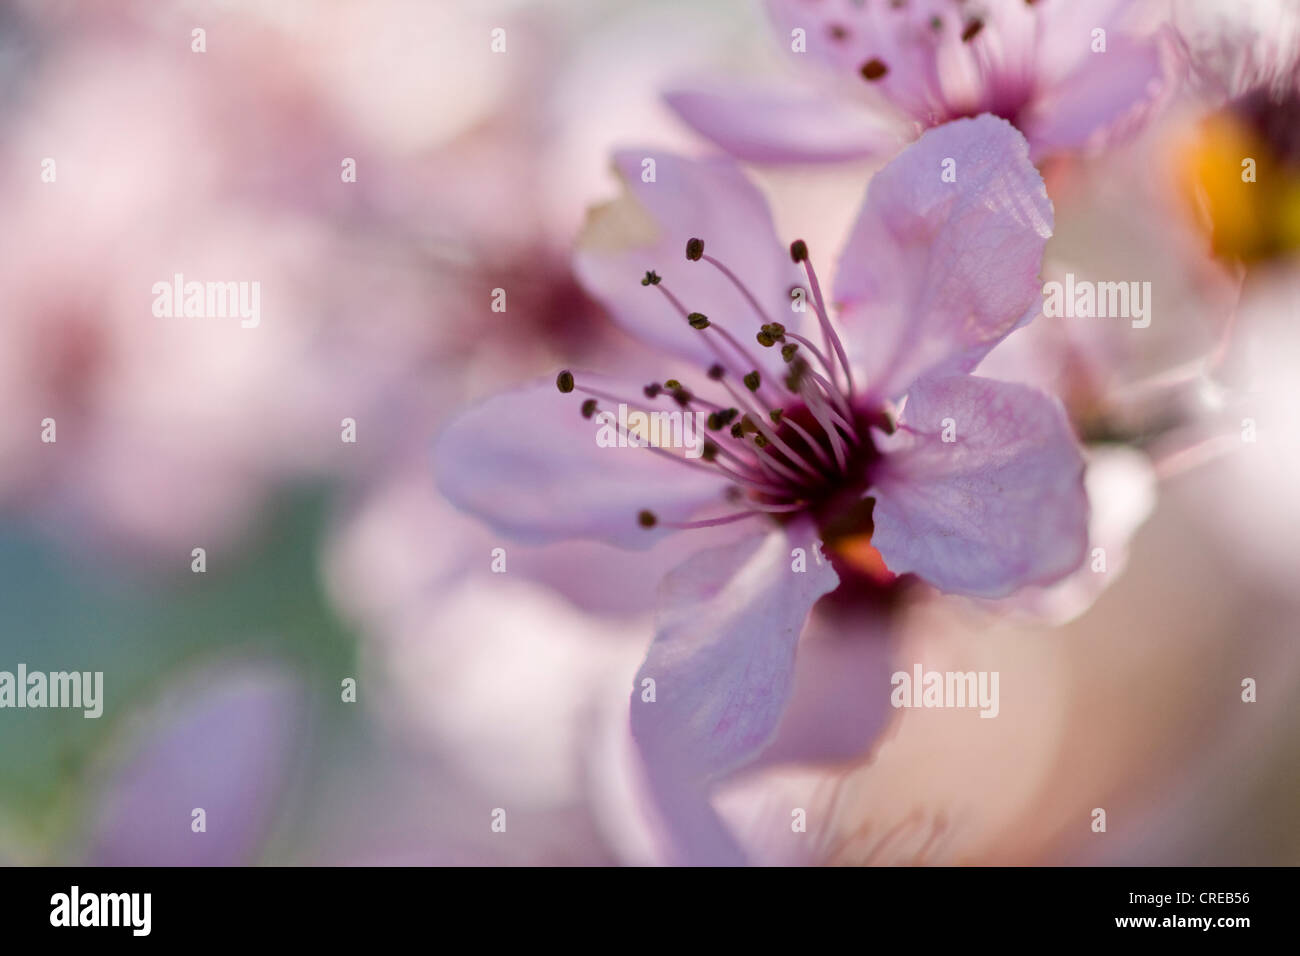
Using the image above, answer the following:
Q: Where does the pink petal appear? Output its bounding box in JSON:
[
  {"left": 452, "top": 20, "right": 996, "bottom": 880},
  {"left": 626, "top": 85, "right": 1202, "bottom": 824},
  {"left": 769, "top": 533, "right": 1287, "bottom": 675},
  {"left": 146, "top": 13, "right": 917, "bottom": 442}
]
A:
[
  {"left": 434, "top": 380, "right": 732, "bottom": 548},
  {"left": 663, "top": 81, "right": 902, "bottom": 164},
  {"left": 762, "top": 0, "right": 959, "bottom": 114},
  {"left": 573, "top": 150, "right": 806, "bottom": 379},
  {"left": 630, "top": 520, "right": 839, "bottom": 864},
  {"left": 1173, "top": 0, "right": 1300, "bottom": 99},
  {"left": 1033, "top": 0, "right": 1146, "bottom": 87},
  {"left": 85, "top": 665, "right": 301, "bottom": 866},
  {"left": 747, "top": 605, "right": 897, "bottom": 770},
  {"left": 1023, "top": 34, "right": 1171, "bottom": 158},
  {"left": 833, "top": 115, "right": 1053, "bottom": 403},
  {"left": 871, "top": 374, "right": 1088, "bottom": 598}
]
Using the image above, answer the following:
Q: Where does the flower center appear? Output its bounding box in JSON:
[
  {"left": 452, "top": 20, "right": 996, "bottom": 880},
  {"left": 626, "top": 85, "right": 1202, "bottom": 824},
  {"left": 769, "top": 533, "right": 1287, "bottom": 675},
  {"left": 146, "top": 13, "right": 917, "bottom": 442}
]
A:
[
  {"left": 854, "top": 3, "right": 1039, "bottom": 130},
  {"left": 557, "top": 237, "right": 891, "bottom": 534}
]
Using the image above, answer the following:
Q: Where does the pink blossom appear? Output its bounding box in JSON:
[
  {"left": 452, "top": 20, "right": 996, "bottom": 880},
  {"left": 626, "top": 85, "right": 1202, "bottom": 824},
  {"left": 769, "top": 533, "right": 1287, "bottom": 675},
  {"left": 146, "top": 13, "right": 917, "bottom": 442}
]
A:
[
  {"left": 667, "top": 0, "right": 1174, "bottom": 163},
  {"left": 435, "top": 116, "right": 1088, "bottom": 862}
]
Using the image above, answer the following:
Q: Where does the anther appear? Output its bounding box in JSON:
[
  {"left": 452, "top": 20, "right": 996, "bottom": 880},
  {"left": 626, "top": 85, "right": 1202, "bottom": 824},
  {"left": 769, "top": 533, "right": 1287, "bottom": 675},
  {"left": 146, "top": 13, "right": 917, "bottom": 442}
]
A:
[
  {"left": 961, "top": 18, "right": 984, "bottom": 42},
  {"left": 744, "top": 370, "right": 761, "bottom": 392},
  {"left": 664, "top": 379, "right": 681, "bottom": 389},
  {"left": 580, "top": 399, "right": 598, "bottom": 419},
  {"left": 556, "top": 370, "right": 575, "bottom": 393},
  {"left": 701, "top": 441, "right": 719, "bottom": 462},
  {"left": 641, "top": 270, "right": 662, "bottom": 286},
  {"left": 785, "top": 357, "right": 809, "bottom": 392},
  {"left": 708, "top": 407, "right": 739, "bottom": 430},
  {"left": 688, "top": 312, "right": 710, "bottom": 330},
  {"left": 860, "top": 58, "right": 888, "bottom": 81},
  {"left": 781, "top": 343, "right": 799, "bottom": 363},
  {"left": 707, "top": 363, "right": 725, "bottom": 380},
  {"left": 685, "top": 238, "right": 705, "bottom": 261},
  {"left": 789, "top": 240, "right": 809, "bottom": 263},
  {"left": 671, "top": 387, "right": 693, "bottom": 406},
  {"left": 638, "top": 510, "right": 658, "bottom": 528},
  {"left": 644, "top": 382, "right": 662, "bottom": 399},
  {"left": 756, "top": 329, "right": 777, "bottom": 348}
]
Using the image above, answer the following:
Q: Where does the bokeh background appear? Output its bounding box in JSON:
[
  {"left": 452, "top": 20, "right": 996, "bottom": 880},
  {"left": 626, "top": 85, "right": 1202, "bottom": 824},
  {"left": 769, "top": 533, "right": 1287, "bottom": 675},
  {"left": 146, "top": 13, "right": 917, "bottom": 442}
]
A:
[{"left": 0, "top": 0, "right": 1296, "bottom": 865}]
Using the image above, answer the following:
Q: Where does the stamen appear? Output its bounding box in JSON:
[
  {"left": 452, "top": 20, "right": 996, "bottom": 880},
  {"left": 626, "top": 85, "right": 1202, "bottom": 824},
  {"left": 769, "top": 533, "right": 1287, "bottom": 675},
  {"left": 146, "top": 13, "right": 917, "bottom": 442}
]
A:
[
  {"left": 816, "top": 397, "right": 861, "bottom": 444},
  {"left": 776, "top": 413, "right": 836, "bottom": 471},
  {"left": 651, "top": 511, "right": 766, "bottom": 530},
  {"left": 652, "top": 284, "right": 753, "bottom": 384},
  {"left": 710, "top": 457, "right": 789, "bottom": 495},
  {"left": 743, "top": 500, "right": 810, "bottom": 514},
  {"left": 733, "top": 422, "right": 814, "bottom": 487},
  {"left": 597, "top": 402, "right": 769, "bottom": 486},
  {"left": 791, "top": 239, "right": 855, "bottom": 398},
  {"left": 778, "top": 331, "right": 840, "bottom": 393},
  {"left": 719, "top": 379, "right": 824, "bottom": 481},
  {"left": 770, "top": 339, "right": 852, "bottom": 421},
  {"left": 696, "top": 252, "right": 781, "bottom": 331},
  {"left": 562, "top": 373, "right": 787, "bottom": 493},
  {"left": 801, "top": 382, "right": 849, "bottom": 473}
]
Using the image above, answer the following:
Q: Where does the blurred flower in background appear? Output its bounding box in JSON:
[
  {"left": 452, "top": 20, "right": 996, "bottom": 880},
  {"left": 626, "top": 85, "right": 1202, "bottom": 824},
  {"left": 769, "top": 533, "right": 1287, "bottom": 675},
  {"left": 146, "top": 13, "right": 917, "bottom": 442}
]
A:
[
  {"left": 666, "top": 0, "right": 1176, "bottom": 164},
  {"left": 0, "top": 0, "right": 1296, "bottom": 867}
]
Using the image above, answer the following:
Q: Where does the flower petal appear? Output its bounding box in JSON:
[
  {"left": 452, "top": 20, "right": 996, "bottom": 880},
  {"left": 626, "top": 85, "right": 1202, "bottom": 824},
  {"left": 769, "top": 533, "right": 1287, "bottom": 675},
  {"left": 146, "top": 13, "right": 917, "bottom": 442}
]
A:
[
  {"left": 663, "top": 81, "right": 902, "bottom": 164},
  {"left": 833, "top": 115, "right": 1053, "bottom": 403},
  {"left": 989, "top": 445, "right": 1156, "bottom": 623},
  {"left": 630, "top": 520, "right": 839, "bottom": 864},
  {"left": 574, "top": 150, "right": 806, "bottom": 378},
  {"left": 1173, "top": 0, "right": 1300, "bottom": 98},
  {"left": 871, "top": 374, "right": 1088, "bottom": 598},
  {"left": 746, "top": 605, "right": 897, "bottom": 769},
  {"left": 1023, "top": 34, "right": 1171, "bottom": 158},
  {"left": 85, "top": 665, "right": 301, "bottom": 866},
  {"left": 434, "top": 380, "right": 733, "bottom": 549}
]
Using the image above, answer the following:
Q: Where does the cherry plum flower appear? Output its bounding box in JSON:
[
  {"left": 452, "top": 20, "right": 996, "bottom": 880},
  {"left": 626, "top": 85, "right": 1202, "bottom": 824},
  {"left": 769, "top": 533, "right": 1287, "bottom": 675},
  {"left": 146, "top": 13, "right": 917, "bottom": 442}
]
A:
[
  {"left": 667, "top": 0, "right": 1173, "bottom": 163},
  {"left": 435, "top": 116, "right": 1088, "bottom": 862},
  {"left": 1172, "top": 0, "right": 1300, "bottom": 263}
]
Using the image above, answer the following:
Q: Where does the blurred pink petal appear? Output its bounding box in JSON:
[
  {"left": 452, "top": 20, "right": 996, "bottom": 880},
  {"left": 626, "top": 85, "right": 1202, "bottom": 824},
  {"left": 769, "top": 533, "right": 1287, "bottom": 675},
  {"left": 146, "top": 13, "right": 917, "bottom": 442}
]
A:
[
  {"left": 84, "top": 664, "right": 302, "bottom": 866},
  {"left": 663, "top": 80, "right": 904, "bottom": 164}
]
